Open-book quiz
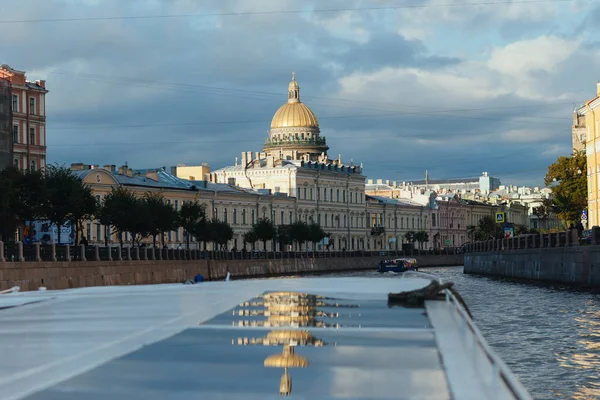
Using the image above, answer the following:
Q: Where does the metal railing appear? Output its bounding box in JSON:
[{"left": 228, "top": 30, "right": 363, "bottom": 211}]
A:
[
  {"left": 444, "top": 289, "right": 533, "bottom": 400},
  {"left": 0, "top": 242, "right": 463, "bottom": 263},
  {"left": 464, "top": 227, "right": 600, "bottom": 253}
]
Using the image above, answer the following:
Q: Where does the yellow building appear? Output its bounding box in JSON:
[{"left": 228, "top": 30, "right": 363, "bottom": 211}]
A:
[{"left": 579, "top": 83, "right": 600, "bottom": 227}]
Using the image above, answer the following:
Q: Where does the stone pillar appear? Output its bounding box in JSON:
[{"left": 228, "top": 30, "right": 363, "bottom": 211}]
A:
[
  {"left": 35, "top": 243, "right": 42, "bottom": 262},
  {"left": 126, "top": 246, "right": 132, "bottom": 261},
  {"left": 157, "top": 247, "right": 162, "bottom": 260},
  {"left": 134, "top": 247, "right": 140, "bottom": 261},
  {"left": 546, "top": 233, "right": 552, "bottom": 248},
  {"left": 17, "top": 241, "right": 24, "bottom": 262},
  {"left": 117, "top": 246, "right": 123, "bottom": 261},
  {"left": 94, "top": 245, "right": 100, "bottom": 261},
  {"left": 51, "top": 243, "right": 57, "bottom": 262},
  {"left": 107, "top": 246, "right": 112, "bottom": 261},
  {"left": 80, "top": 245, "right": 86, "bottom": 262},
  {"left": 150, "top": 247, "right": 156, "bottom": 261},
  {"left": 0, "top": 241, "right": 4, "bottom": 262},
  {"left": 65, "top": 244, "right": 71, "bottom": 262},
  {"left": 565, "top": 230, "right": 570, "bottom": 247},
  {"left": 555, "top": 231, "right": 560, "bottom": 248},
  {"left": 572, "top": 229, "right": 579, "bottom": 246}
]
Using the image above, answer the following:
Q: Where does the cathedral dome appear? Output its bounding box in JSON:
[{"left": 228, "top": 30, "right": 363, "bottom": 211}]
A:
[{"left": 270, "top": 73, "right": 319, "bottom": 129}]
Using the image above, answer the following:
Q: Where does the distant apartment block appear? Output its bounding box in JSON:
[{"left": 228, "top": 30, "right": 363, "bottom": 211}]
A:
[{"left": 0, "top": 65, "right": 48, "bottom": 171}]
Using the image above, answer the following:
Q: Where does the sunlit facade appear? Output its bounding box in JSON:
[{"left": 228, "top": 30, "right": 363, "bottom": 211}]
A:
[{"left": 580, "top": 82, "right": 600, "bottom": 227}]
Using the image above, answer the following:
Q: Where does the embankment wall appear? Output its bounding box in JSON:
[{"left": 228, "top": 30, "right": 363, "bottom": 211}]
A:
[
  {"left": 464, "top": 247, "right": 600, "bottom": 288},
  {"left": 0, "top": 255, "right": 463, "bottom": 291}
]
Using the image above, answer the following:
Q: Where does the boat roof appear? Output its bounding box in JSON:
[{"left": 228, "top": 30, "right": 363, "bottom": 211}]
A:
[{"left": 0, "top": 277, "right": 531, "bottom": 400}]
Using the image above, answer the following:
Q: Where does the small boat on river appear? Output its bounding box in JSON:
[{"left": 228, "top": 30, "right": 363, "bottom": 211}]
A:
[{"left": 378, "top": 257, "right": 418, "bottom": 273}]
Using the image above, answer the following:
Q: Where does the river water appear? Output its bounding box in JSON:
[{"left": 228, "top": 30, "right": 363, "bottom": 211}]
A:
[{"left": 335, "top": 266, "right": 600, "bottom": 400}]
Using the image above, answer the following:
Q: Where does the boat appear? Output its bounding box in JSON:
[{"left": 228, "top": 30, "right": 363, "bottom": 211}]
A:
[
  {"left": 0, "top": 276, "right": 532, "bottom": 399},
  {"left": 378, "top": 257, "right": 418, "bottom": 273}
]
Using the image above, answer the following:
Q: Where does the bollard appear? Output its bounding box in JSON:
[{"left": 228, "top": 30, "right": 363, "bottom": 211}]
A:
[
  {"left": 35, "top": 243, "right": 42, "bottom": 262},
  {"left": 117, "top": 245, "right": 123, "bottom": 261},
  {"left": 572, "top": 230, "right": 580, "bottom": 246},
  {"left": 0, "top": 240, "right": 4, "bottom": 262},
  {"left": 80, "top": 245, "right": 86, "bottom": 262},
  {"left": 107, "top": 246, "right": 112, "bottom": 261},
  {"left": 65, "top": 244, "right": 71, "bottom": 262},
  {"left": 94, "top": 245, "right": 100, "bottom": 261},
  {"left": 51, "top": 243, "right": 57, "bottom": 262},
  {"left": 17, "top": 241, "right": 24, "bottom": 262},
  {"left": 126, "top": 246, "right": 132, "bottom": 261},
  {"left": 555, "top": 231, "right": 560, "bottom": 248},
  {"left": 134, "top": 247, "right": 140, "bottom": 261}
]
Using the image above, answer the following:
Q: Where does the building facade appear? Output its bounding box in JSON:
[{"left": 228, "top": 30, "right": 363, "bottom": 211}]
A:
[
  {"left": 579, "top": 82, "right": 600, "bottom": 227},
  {"left": 0, "top": 72, "right": 11, "bottom": 170},
  {"left": 0, "top": 65, "right": 48, "bottom": 171}
]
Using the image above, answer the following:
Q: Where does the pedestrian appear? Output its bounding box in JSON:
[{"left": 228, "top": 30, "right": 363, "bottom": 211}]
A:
[{"left": 576, "top": 221, "right": 584, "bottom": 238}]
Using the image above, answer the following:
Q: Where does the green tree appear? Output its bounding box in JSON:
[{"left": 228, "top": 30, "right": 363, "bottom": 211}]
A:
[
  {"left": 178, "top": 200, "right": 205, "bottom": 249},
  {"left": 308, "top": 222, "right": 326, "bottom": 250},
  {"left": 414, "top": 230, "right": 429, "bottom": 249},
  {"left": 12, "top": 169, "right": 47, "bottom": 228},
  {"left": 544, "top": 150, "right": 587, "bottom": 224},
  {"left": 277, "top": 225, "right": 292, "bottom": 251},
  {"left": 243, "top": 230, "right": 258, "bottom": 251},
  {"left": 251, "top": 218, "right": 277, "bottom": 250},
  {"left": 475, "top": 215, "right": 503, "bottom": 240},
  {"left": 193, "top": 218, "right": 212, "bottom": 251},
  {"left": 99, "top": 187, "right": 141, "bottom": 246},
  {"left": 404, "top": 230, "right": 416, "bottom": 245},
  {"left": 210, "top": 220, "right": 233, "bottom": 250},
  {"left": 68, "top": 180, "right": 97, "bottom": 245},
  {"left": 289, "top": 220, "right": 310, "bottom": 250},
  {"left": 44, "top": 165, "right": 93, "bottom": 245},
  {"left": 144, "top": 192, "right": 179, "bottom": 248},
  {"left": 0, "top": 168, "right": 19, "bottom": 241}
]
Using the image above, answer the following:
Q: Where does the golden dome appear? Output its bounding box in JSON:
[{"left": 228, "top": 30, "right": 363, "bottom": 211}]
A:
[
  {"left": 270, "top": 74, "right": 319, "bottom": 129},
  {"left": 264, "top": 345, "right": 310, "bottom": 368}
]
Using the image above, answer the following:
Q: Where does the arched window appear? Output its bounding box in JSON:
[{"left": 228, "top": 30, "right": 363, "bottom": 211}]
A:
[
  {"left": 30, "top": 160, "right": 36, "bottom": 171},
  {"left": 223, "top": 208, "right": 228, "bottom": 223},
  {"left": 242, "top": 209, "right": 246, "bottom": 225}
]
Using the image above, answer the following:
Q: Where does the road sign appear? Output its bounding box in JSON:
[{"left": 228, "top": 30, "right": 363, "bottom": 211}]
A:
[
  {"left": 444, "top": 239, "right": 451, "bottom": 246},
  {"left": 495, "top": 212, "right": 505, "bottom": 223}
]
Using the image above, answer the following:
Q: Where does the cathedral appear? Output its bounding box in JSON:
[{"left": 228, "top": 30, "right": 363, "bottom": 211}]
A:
[{"left": 211, "top": 74, "right": 426, "bottom": 251}]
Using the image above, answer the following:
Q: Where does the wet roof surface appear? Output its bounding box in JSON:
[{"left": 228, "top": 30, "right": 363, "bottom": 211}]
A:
[{"left": 25, "top": 291, "right": 449, "bottom": 400}]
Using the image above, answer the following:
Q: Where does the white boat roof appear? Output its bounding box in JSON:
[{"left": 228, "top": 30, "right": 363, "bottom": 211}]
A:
[{"left": 0, "top": 277, "right": 531, "bottom": 400}]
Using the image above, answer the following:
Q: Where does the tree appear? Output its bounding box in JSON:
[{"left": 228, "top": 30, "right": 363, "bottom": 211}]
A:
[
  {"left": 308, "top": 222, "right": 326, "bottom": 250},
  {"left": 544, "top": 150, "right": 587, "bottom": 224},
  {"left": 178, "top": 201, "right": 205, "bottom": 249},
  {"left": 474, "top": 215, "right": 503, "bottom": 240},
  {"left": 193, "top": 218, "right": 212, "bottom": 251},
  {"left": 144, "top": 192, "right": 179, "bottom": 248},
  {"left": 98, "top": 187, "right": 141, "bottom": 246},
  {"left": 44, "top": 165, "right": 93, "bottom": 245},
  {"left": 277, "top": 225, "right": 292, "bottom": 251},
  {"left": 243, "top": 230, "right": 259, "bottom": 251},
  {"left": 414, "top": 230, "right": 429, "bottom": 249},
  {"left": 404, "top": 231, "right": 416, "bottom": 246},
  {"left": 68, "top": 180, "right": 97, "bottom": 245},
  {"left": 210, "top": 220, "right": 233, "bottom": 250},
  {"left": 0, "top": 168, "right": 19, "bottom": 242},
  {"left": 12, "top": 169, "right": 47, "bottom": 229},
  {"left": 289, "top": 221, "right": 310, "bottom": 250},
  {"left": 251, "top": 218, "right": 277, "bottom": 250}
]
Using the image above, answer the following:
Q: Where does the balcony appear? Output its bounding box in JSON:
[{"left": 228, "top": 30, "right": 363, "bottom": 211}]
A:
[{"left": 371, "top": 226, "right": 385, "bottom": 236}]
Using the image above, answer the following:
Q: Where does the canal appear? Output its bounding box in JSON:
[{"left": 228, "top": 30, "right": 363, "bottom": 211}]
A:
[{"left": 334, "top": 266, "right": 600, "bottom": 400}]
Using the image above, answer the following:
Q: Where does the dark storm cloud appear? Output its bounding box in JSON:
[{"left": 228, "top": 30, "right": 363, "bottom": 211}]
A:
[{"left": 0, "top": 0, "right": 591, "bottom": 186}]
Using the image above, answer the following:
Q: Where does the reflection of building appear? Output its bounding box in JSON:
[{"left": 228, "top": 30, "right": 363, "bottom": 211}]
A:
[
  {"left": 232, "top": 291, "right": 344, "bottom": 396},
  {"left": 579, "top": 82, "right": 600, "bottom": 227},
  {"left": 0, "top": 65, "right": 48, "bottom": 171}
]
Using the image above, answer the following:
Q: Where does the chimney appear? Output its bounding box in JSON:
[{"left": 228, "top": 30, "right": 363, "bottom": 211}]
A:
[
  {"left": 118, "top": 165, "right": 128, "bottom": 175},
  {"left": 145, "top": 170, "right": 159, "bottom": 181},
  {"left": 241, "top": 152, "right": 247, "bottom": 165},
  {"left": 103, "top": 164, "right": 115, "bottom": 172},
  {"left": 36, "top": 80, "right": 46, "bottom": 89},
  {"left": 385, "top": 180, "right": 390, "bottom": 186},
  {"left": 267, "top": 156, "right": 274, "bottom": 168},
  {"left": 376, "top": 179, "right": 383, "bottom": 185},
  {"left": 71, "top": 163, "right": 85, "bottom": 171},
  {"left": 367, "top": 179, "right": 373, "bottom": 184},
  {"left": 597, "top": 81, "right": 600, "bottom": 97}
]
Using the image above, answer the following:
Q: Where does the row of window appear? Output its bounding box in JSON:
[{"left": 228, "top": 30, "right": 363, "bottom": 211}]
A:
[
  {"left": 298, "top": 186, "right": 363, "bottom": 204},
  {"left": 12, "top": 94, "right": 37, "bottom": 115},
  {"left": 12, "top": 125, "right": 39, "bottom": 145},
  {"left": 13, "top": 159, "right": 37, "bottom": 171}
]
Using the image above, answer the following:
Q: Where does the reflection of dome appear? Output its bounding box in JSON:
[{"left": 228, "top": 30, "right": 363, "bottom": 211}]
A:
[
  {"left": 264, "top": 345, "right": 309, "bottom": 368},
  {"left": 270, "top": 75, "right": 319, "bottom": 129},
  {"left": 267, "top": 330, "right": 313, "bottom": 342}
]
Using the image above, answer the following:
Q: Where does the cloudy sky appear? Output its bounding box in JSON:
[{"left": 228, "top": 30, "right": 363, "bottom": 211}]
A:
[{"left": 2, "top": 0, "right": 598, "bottom": 186}]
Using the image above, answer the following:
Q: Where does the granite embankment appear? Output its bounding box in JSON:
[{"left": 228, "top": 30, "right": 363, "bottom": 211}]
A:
[
  {"left": 465, "top": 246, "right": 600, "bottom": 288},
  {"left": 0, "top": 255, "right": 463, "bottom": 291}
]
